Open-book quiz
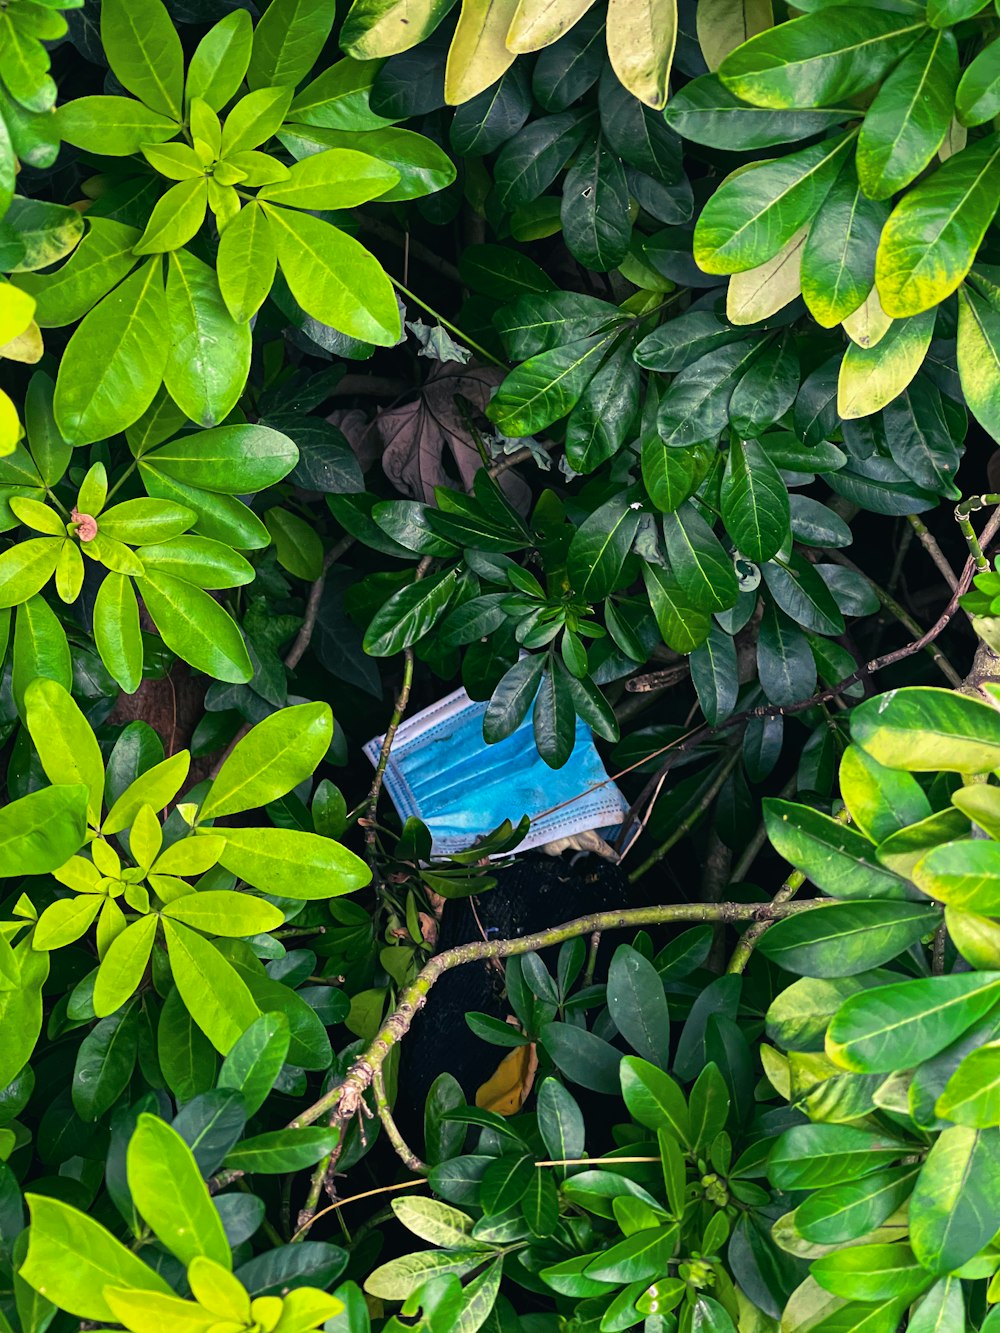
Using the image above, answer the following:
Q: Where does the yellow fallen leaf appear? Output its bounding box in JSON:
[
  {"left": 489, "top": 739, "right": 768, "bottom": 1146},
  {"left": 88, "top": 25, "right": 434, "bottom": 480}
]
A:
[{"left": 475, "top": 1040, "right": 538, "bottom": 1115}]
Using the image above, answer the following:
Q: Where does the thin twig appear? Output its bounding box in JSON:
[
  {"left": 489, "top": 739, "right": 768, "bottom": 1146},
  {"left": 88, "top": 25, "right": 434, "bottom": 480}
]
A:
[
  {"left": 292, "top": 1179, "right": 428, "bottom": 1242},
  {"left": 625, "top": 749, "right": 741, "bottom": 879},
  {"left": 365, "top": 648, "right": 415, "bottom": 871},
  {"left": 907, "top": 515, "right": 959, "bottom": 592}
]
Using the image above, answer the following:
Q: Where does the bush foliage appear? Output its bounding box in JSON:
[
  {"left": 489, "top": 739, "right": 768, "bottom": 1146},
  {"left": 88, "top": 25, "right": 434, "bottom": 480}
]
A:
[{"left": 4, "top": 1, "right": 1000, "bottom": 1331}]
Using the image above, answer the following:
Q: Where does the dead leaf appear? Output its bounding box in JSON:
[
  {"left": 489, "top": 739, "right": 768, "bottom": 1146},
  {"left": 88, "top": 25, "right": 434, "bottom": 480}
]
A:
[
  {"left": 375, "top": 363, "right": 529, "bottom": 510},
  {"left": 327, "top": 407, "right": 380, "bottom": 473},
  {"left": 475, "top": 1039, "right": 538, "bottom": 1116}
]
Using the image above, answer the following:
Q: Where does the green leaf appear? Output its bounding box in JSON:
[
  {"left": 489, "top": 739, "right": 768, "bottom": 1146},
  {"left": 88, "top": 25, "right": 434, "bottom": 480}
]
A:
[
  {"left": 694, "top": 134, "right": 854, "bottom": 274},
  {"left": 392, "top": 1196, "right": 479, "bottom": 1249},
  {"left": 223, "top": 1126, "right": 339, "bottom": 1174},
  {"left": 876, "top": 134, "right": 1000, "bottom": 318},
  {"left": 662, "top": 73, "right": 852, "bottom": 150},
  {"left": 202, "top": 702, "right": 333, "bottom": 818},
  {"left": 533, "top": 660, "right": 575, "bottom": 768},
  {"left": 24, "top": 677, "right": 104, "bottom": 826},
  {"left": 957, "top": 283, "right": 1000, "bottom": 444},
  {"left": 909, "top": 1125, "right": 1000, "bottom": 1273},
  {"left": 908, "top": 1279, "right": 965, "bottom": 1333},
  {"left": 163, "top": 919, "right": 261, "bottom": 1054},
  {"left": 487, "top": 332, "right": 616, "bottom": 437},
  {"left": 286, "top": 126, "right": 456, "bottom": 202},
  {"left": 718, "top": 7, "right": 924, "bottom": 109},
  {"left": 0, "top": 782, "right": 87, "bottom": 878},
  {"left": 163, "top": 249, "right": 251, "bottom": 428},
  {"left": 768, "top": 799, "right": 922, "bottom": 906},
  {"left": 620, "top": 1055, "right": 690, "bottom": 1143},
  {"left": 758, "top": 901, "right": 939, "bottom": 977},
  {"left": 642, "top": 561, "right": 712, "bottom": 653},
  {"left": 689, "top": 621, "right": 739, "bottom": 726},
  {"left": 566, "top": 495, "right": 641, "bottom": 600},
  {"left": 928, "top": 0, "right": 990, "bottom": 23},
  {"left": 540, "top": 1021, "right": 622, "bottom": 1093},
  {"left": 483, "top": 654, "right": 545, "bottom": 741},
  {"left": 768, "top": 1124, "right": 910, "bottom": 1191},
  {"left": 101, "top": 0, "right": 184, "bottom": 119},
  {"left": 827, "top": 972, "right": 1000, "bottom": 1073},
  {"left": 20, "top": 1194, "right": 171, "bottom": 1321},
  {"left": 585, "top": 1224, "right": 680, "bottom": 1283},
  {"left": 956, "top": 37, "right": 1000, "bottom": 128},
  {"left": 146, "top": 423, "right": 297, "bottom": 494},
  {"left": 258, "top": 147, "right": 398, "bottom": 209},
  {"left": 856, "top": 30, "right": 957, "bottom": 201},
  {"left": 560, "top": 136, "right": 630, "bottom": 272},
  {"left": 247, "top": 0, "right": 335, "bottom": 90},
  {"left": 72, "top": 1005, "right": 139, "bottom": 1122},
  {"left": 54, "top": 96, "right": 179, "bottom": 156},
  {"left": 53, "top": 260, "right": 168, "bottom": 446},
  {"left": 216, "top": 825, "right": 371, "bottom": 899},
  {"left": 850, "top": 686, "right": 1000, "bottom": 773},
  {"left": 661, "top": 503, "right": 738, "bottom": 612},
  {"left": 720, "top": 436, "right": 790, "bottom": 563},
  {"left": 608, "top": 944, "right": 671, "bottom": 1067},
  {"left": 186, "top": 10, "right": 253, "bottom": 111},
  {"left": 11, "top": 597, "right": 64, "bottom": 719},
  {"left": 217, "top": 1012, "right": 291, "bottom": 1118},
  {"left": 364, "top": 570, "right": 457, "bottom": 655},
  {"left": 127, "top": 1113, "right": 231, "bottom": 1267},
  {"left": 137, "top": 568, "right": 252, "bottom": 683},
  {"left": 796, "top": 1166, "right": 921, "bottom": 1245},
  {"left": 800, "top": 167, "right": 888, "bottom": 328},
  {"left": 264, "top": 203, "right": 400, "bottom": 345},
  {"left": 727, "top": 332, "right": 799, "bottom": 433}
]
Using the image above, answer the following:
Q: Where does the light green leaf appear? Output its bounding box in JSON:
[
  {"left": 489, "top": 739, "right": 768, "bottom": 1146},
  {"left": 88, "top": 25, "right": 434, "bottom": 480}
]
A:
[
  {"left": 54, "top": 96, "right": 179, "bottom": 156},
  {"left": 127, "top": 1113, "right": 231, "bottom": 1267},
  {"left": 909, "top": 1125, "right": 1000, "bottom": 1274},
  {"left": 201, "top": 702, "right": 333, "bottom": 818},
  {"left": 838, "top": 744, "right": 931, "bottom": 843},
  {"left": 134, "top": 178, "right": 209, "bottom": 255},
  {"left": 216, "top": 825, "right": 372, "bottom": 899},
  {"left": 216, "top": 202, "right": 277, "bottom": 325},
  {"left": 258, "top": 147, "right": 398, "bottom": 208},
  {"left": 957, "top": 283, "right": 1000, "bottom": 444},
  {"left": 137, "top": 568, "right": 252, "bottom": 684},
  {"left": 12, "top": 593, "right": 71, "bottom": 715},
  {"left": 162, "top": 249, "right": 251, "bottom": 427},
  {"left": 264, "top": 203, "right": 400, "bottom": 345},
  {"left": 53, "top": 259, "right": 168, "bottom": 446},
  {"left": 0, "top": 535, "right": 61, "bottom": 607},
  {"left": 758, "top": 901, "right": 940, "bottom": 978},
  {"left": 93, "top": 915, "right": 158, "bottom": 1017},
  {"left": 850, "top": 686, "right": 1000, "bottom": 773},
  {"left": 341, "top": 0, "right": 458, "bottom": 58},
  {"left": 162, "top": 918, "right": 260, "bottom": 1053},
  {"left": 101, "top": 0, "right": 184, "bottom": 119},
  {"left": 162, "top": 890, "right": 284, "bottom": 937},
  {"left": 222, "top": 1126, "right": 339, "bottom": 1173},
  {"left": 24, "top": 677, "right": 104, "bottom": 826},
  {"left": 94, "top": 571, "right": 144, "bottom": 694},
  {"left": 186, "top": 10, "right": 253, "bottom": 112},
  {"left": 19, "top": 1194, "right": 171, "bottom": 1321}
]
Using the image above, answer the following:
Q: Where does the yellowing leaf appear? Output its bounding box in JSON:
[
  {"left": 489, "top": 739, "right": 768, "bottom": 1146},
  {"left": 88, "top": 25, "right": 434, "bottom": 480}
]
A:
[
  {"left": 696, "top": 0, "right": 773, "bottom": 72},
  {"left": 0, "top": 390, "right": 22, "bottom": 456},
  {"left": 842, "top": 285, "right": 892, "bottom": 348},
  {"left": 0, "top": 281, "right": 36, "bottom": 343},
  {"left": 726, "top": 225, "right": 806, "bottom": 325},
  {"left": 507, "top": 0, "right": 598, "bottom": 53},
  {"left": 476, "top": 1039, "right": 538, "bottom": 1115},
  {"left": 607, "top": 0, "right": 677, "bottom": 110},
  {"left": 0, "top": 320, "right": 43, "bottom": 364},
  {"left": 444, "top": 0, "right": 520, "bottom": 104},
  {"left": 837, "top": 308, "right": 936, "bottom": 418}
]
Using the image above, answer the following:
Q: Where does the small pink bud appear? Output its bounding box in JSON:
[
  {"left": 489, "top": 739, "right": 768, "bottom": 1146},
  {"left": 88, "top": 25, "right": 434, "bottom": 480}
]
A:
[{"left": 71, "top": 508, "right": 98, "bottom": 542}]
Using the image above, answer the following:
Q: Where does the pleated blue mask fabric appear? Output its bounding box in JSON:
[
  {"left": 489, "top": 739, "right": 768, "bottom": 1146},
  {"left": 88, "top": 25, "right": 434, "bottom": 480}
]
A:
[{"left": 364, "top": 683, "right": 629, "bottom": 858}]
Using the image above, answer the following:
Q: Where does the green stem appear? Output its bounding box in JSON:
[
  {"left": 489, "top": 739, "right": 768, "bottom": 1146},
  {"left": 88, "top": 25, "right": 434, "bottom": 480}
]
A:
[
  {"left": 954, "top": 494, "right": 1000, "bottom": 571},
  {"left": 391, "top": 277, "right": 506, "bottom": 368}
]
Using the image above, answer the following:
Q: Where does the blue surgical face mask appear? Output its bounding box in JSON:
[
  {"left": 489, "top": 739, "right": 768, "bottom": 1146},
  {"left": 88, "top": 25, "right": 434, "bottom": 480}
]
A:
[{"left": 364, "top": 683, "right": 629, "bottom": 858}]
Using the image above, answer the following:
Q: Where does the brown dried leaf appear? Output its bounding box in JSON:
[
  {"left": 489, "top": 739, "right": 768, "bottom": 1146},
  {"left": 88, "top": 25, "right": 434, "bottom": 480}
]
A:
[{"left": 475, "top": 1038, "right": 538, "bottom": 1116}]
